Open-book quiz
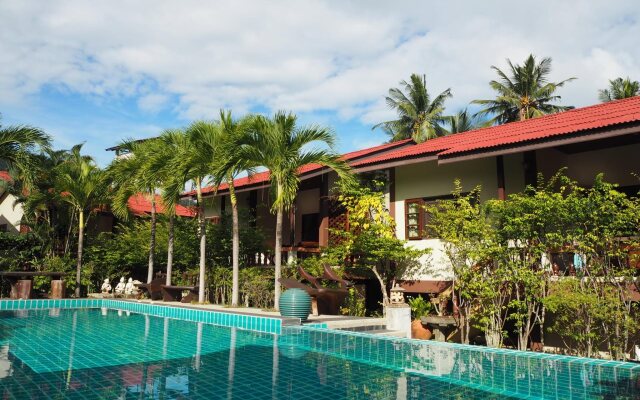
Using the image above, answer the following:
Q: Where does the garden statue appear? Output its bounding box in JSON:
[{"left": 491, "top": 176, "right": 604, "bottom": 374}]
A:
[
  {"left": 124, "top": 278, "right": 136, "bottom": 296},
  {"left": 115, "top": 277, "right": 126, "bottom": 295},
  {"left": 101, "top": 279, "right": 112, "bottom": 293}
]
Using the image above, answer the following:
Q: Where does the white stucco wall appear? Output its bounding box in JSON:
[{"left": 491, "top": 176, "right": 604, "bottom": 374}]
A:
[
  {"left": 0, "top": 192, "right": 23, "bottom": 234},
  {"left": 393, "top": 158, "right": 502, "bottom": 281}
]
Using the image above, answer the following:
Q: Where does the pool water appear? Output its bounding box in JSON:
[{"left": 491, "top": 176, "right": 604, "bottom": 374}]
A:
[
  {"left": 0, "top": 308, "right": 523, "bottom": 400},
  {"left": 0, "top": 308, "right": 637, "bottom": 399}
]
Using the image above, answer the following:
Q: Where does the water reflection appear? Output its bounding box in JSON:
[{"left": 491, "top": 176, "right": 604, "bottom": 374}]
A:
[{"left": 0, "top": 309, "right": 637, "bottom": 399}]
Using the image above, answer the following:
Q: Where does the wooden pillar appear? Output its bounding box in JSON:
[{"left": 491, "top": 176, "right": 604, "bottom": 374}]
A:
[
  {"left": 318, "top": 175, "right": 329, "bottom": 247},
  {"left": 388, "top": 168, "right": 396, "bottom": 219},
  {"left": 496, "top": 155, "right": 506, "bottom": 200},
  {"left": 16, "top": 280, "right": 32, "bottom": 299},
  {"left": 220, "top": 195, "right": 226, "bottom": 214},
  {"left": 51, "top": 280, "right": 65, "bottom": 299},
  {"left": 524, "top": 151, "right": 538, "bottom": 187}
]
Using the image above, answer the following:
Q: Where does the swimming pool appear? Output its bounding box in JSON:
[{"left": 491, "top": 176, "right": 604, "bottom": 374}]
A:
[{"left": 0, "top": 300, "right": 638, "bottom": 399}]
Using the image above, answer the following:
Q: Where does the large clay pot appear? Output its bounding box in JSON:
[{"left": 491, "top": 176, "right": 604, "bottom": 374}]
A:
[
  {"left": 279, "top": 288, "right": 312, "bottom": 322},
  {"left": 411, "top": 319, "right": 433, "bottom": 340}
]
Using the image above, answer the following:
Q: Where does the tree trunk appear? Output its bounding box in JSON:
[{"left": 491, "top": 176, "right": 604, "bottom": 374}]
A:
[
  {"left": 197, "top": 180, "right": 206, "bottom": 303},
  {"left": 147, "top": 194, "right": 157, "bottom": 283},
  {"left": 372, "top": 265, "right": 389, "bottom": 307},
  {"left": 274, "top": 204, "right": 283, "bottom": 310},
  {"left": 166, "top": 214, "right": 174, "bottom": 286},
  {"left": 75, "top": 210, "right": 84, "bottom": 298},
  {"left": 229, "top": 181, "right": 240, "bottom": 307}
]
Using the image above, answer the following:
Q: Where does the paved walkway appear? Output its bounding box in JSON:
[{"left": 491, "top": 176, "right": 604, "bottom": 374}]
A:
[{"left": 132, "top": 299, "right": 385, "bottom": 329}]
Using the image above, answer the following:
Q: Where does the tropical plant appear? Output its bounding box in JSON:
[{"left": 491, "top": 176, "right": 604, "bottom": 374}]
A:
[
  {"left": 330, "top": 180, "right": 428, "bottom": 309},
  {"left": 0, "top": 115, "right": 50, "bottom": 188},
  {"left": 108, "top": 138, "right": 166, "bottom": 283},
  {"left": 473, "top": 55, "right": 575, "bottom": 124},
  {"left": 210, "top": 110, "right": 255, "bottom": 307},
  {"left": 54, "top": 144, "right": 108, "bottom": 297},
  {"left": 163, "top": 125, "right": 213, "bottom": 303},
  {"left": 85, "top": 216, "right": 199, "bottom": 288},
  {"left": 445, "top": 109, "right": 485, "bottom": 134},
  {"left": 224, "top": 111, "right": 353, "bottom": 309},
  {"left": 373, "top": 74, "right": 451, "bottom": 142},
  {"left": 9, "top": 148, "right": 77, "bottom": 256},
  {"left": 598, "top": 77, "right": 640, "bottom": 102}
]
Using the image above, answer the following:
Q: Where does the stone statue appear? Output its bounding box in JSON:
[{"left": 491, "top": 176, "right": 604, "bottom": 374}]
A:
[
  {"left": 114, "top": 277, "right": 126, "bottom": 295},
  {"left": 101, "top": 279, "right": 112, "bottom": 294},
  {"left": 124, "top": 278, "right": 136, "bottom": 296}
]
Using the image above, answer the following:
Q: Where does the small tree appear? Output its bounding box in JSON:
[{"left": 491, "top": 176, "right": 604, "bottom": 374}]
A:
[
  {"left": 54, "top": 144, "right": 108, "bottom": 297},
  {"left": 426, "top": 183, "right": 504, "bottom": 345},
  {"left": 331, "top": 181, "right": 428, "bottom": 308}
]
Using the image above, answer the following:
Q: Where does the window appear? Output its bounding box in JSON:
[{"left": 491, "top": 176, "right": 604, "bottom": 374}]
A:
[
  {"left": 405, "top": 199, "right": 423, "bottom": 239},
  {"left": 405, "top": 194, "right": 464, "bottom": 240}
]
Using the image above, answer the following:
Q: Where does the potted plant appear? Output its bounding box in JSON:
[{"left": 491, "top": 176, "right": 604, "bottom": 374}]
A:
[{"left": 408, "top": 295, "right": 433, "bottom": 340}]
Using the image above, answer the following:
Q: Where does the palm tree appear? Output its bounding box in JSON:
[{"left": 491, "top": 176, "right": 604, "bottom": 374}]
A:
[
  {"left": 472, "top": 55, "right": 575, "bottom": 124},
  {"left": 373, "top": 74, "right": 451, "bottom": 143},
  {"left": 108, "top": 138, "right": 165, "bottom": 283},
  {"left": 54, "top": 144, "right": 107, "bottom": 297},
  {"left": 0, "top": 115, "right": 50, "bottom": 188},
  {"left": 11, "top": 148, "right": 76, "bottom": 255},
  {"left": 210, "top": 110, "right": 254, "bottom": 307},
  {"left": 145, "top": 133, "right": 187, "bottom": 287},
  {"left": 226, "top": 112, "right": 352, "bottom": 309},
  {"left": 163, "top": 123, "right": 218, "bottom": 303},
  {"left": 598, "top": 77, "right": 640, "bottom": 102},
  {"left": 445, "top": 109, "right": 485, "bottom": 134}
]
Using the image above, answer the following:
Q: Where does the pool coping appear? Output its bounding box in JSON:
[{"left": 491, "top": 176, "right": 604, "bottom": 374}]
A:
[{"left": 0, "top": 298, "right": 308, "bottom": 334}]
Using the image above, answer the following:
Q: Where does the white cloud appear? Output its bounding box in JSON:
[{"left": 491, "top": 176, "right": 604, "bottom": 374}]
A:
[{"left": 1, "top": 0, "right": 639, "bottom": 130}]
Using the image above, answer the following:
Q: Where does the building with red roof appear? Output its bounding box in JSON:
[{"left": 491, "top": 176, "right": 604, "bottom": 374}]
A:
[
  {"left": 127, "top": 194, "right": 196, "bottom": 217},
  {"left": 184, "top": 96, "right": 640, "bottom": 295}
]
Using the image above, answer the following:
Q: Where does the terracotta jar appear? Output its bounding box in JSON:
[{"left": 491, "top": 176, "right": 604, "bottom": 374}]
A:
[{"left": 411, "top": 319, "right": 433, "bottom": 340}]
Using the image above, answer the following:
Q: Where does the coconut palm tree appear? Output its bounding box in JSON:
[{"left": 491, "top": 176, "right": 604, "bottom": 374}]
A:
[
  {"left": 598, "top": 77, "right": 640, "bottom": 102},
  {"left": 54, "top": 144, "right": 107, "bottom": 297},
  {"left": 445, "top": 109, "right": 485, "bottom": 134},
  {"left": 472, "top": 55, "right": 575, "bottom": 124},
  {"left": 373, "top": 74, "right": 451, "bottom": 143},
  {"left": 210, "top": 110, "right": 254, "bottom": 307},
  {"left": 225, "top": 112, "right": 352, "bottom": 309},
  {"left": 108, "top": 138, "right": 166, "bottom": 283},
  {"left": 0, "top": 115, "right": 50, "bottom": 187}
]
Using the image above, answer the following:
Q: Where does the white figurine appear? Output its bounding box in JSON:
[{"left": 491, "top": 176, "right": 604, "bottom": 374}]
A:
[
  {"left": 124, "top": 277, "right": 136, "bottom": 296},
  {"left": 101, "top": 279, "right": 112, "bottom": 294},
  {"left": 114, "top": 277, "right": 126, "bottom": 295}
]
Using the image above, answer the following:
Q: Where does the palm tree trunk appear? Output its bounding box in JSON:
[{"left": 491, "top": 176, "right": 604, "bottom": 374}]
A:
[
  {"left": 147, "top": 194, "right": 157, "bottom": 283},
  {"left": 75, "top": 210, "right": 84, "bottom": 298},
  {"left": 274, "top": 204, "right": 283, "bottom": 310},
  {"left": 196, "top": 179, "right": 206, "bottom": 303},
  {"left": 166, "top": 214, "right": 174, "bottom": 286},
  {"left": 229, "top": 181, "right": 240, "bottom": 307}
]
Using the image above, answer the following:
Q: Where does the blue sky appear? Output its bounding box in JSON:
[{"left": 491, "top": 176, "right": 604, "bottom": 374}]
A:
[{"left": 1, "top": 1, "right": 639, "bottom": 166}]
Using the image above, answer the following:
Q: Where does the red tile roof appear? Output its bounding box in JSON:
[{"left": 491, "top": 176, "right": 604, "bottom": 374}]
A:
[
  {"left": 183, "top": 97, "right": 640, "bottom": 196},
  {"left": 353, "top": 96, "right": 640, "bottom": 166},
  {"left": 185, "top": 139, "right": 413, "bottom": 196},
  {"left": 128, "top": 194, "right": 196, "bottom": 217}
]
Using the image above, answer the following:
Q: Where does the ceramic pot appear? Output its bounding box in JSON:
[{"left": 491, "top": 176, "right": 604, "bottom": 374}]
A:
[
  {"left": 411, "top": 319, "right": 433, "bottom": 340},
  {"left": 279, "top": 288, "right": 312, "bottom": 322}
]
